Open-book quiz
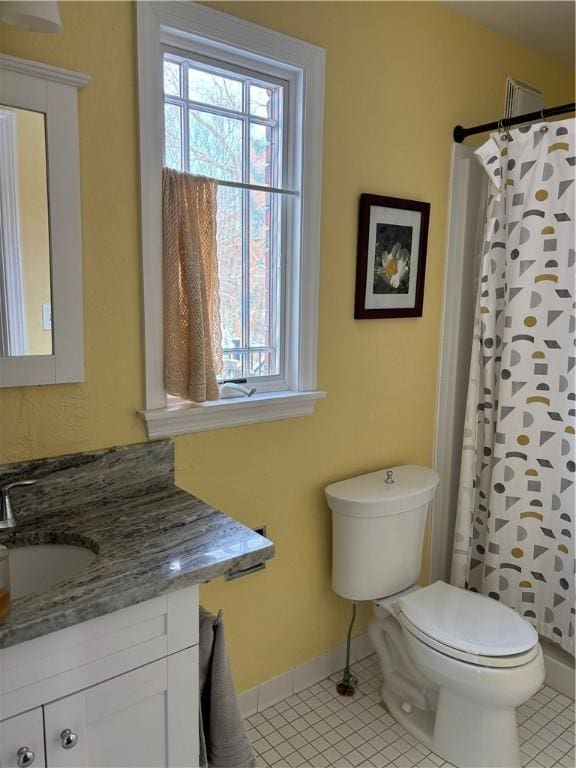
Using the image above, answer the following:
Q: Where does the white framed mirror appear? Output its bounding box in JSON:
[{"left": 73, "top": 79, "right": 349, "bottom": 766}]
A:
[{"left": 0, "top": 54, "right": 89, "bottom": 387}]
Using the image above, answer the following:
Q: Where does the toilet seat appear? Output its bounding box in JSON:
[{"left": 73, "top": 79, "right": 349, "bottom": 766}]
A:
[
  {"left": 395, "top": 581, "right": 539, "bottom": 669},
  {"left": 398, "top": 614, "right": 540, "bottom": 668}
]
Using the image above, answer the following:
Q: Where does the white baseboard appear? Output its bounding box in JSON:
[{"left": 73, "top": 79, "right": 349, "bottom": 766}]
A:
[
  {"left": 542, "top": 639, "right": 575, "bottom": 699},
  {"left": 239, "top": 632, "right": 575, "bottom": 719},
  {"left": 238, "top": 632, "right": 374, "bottom": 718}
]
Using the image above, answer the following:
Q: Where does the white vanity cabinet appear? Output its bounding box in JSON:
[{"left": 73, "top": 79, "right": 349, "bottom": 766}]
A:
[
  {"left": 0, "top": 709, "right": 45, "bottom": 768},
  {"left": 0, "top": 585, "right": 200, "bottom": 768},
  {"left": 43, "top": 648, "right": 197, "bottom": 768}
]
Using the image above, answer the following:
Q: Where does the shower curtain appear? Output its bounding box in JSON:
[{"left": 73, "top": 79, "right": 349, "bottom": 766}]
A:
[{"left": 452, "top": 118, "right": 575, "bottom": 655}]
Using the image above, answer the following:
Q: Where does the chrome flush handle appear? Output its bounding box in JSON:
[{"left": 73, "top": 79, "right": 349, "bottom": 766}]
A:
[
  {"left": 384, "top": 470, "right": 395, "bottom": 485},
  {"left": 16, "top": 747, "right": 35, "bottom": 767},
  {"left": 60, "top": 729, "right": 78, "bottom": 750}
]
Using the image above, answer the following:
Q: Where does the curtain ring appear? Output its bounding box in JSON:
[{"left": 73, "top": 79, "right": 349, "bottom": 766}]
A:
[
  {"left": 498, "top": 119, "right": 507, "bottom": 141},
  {"left": 540, "top": 109, "right": 549, "bottom": 133}
]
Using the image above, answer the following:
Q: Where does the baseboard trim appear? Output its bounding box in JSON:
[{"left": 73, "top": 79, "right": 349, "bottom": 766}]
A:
[
  {"left": 238, "top": 630, "right": 575, "bottom": 718},
  {"left": 238, "top": 633, "right": 374, "bottom": 718},
  {"left": 542, "top": 639, "right": 575, "bottom": 699}
]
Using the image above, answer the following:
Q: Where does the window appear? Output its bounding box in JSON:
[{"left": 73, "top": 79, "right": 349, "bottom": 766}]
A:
[
  {"left": 137, "top": 2, "right": 326, "bottom": 436},
  {"left": 162, "top": 52, "right": 287, "bottom": 385}
]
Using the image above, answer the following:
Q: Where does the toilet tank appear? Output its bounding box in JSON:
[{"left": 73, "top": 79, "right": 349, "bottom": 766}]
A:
[{"left": 325, "top": 466, "right": 439, "bottom": 601}]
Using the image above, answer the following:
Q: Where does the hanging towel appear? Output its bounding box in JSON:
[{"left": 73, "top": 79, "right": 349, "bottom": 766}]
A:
[{"left": 199, "top": 607, "right": 256, "bottom": 768}]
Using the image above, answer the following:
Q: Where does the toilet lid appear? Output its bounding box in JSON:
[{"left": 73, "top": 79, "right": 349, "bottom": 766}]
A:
[{"left": 396, "top": 581, "right": 538, "bottom": 657}]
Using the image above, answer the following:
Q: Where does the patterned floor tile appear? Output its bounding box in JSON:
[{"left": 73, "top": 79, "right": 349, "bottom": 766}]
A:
[{"left": 247, "top": 654, "right": 575, "bottom": 768}]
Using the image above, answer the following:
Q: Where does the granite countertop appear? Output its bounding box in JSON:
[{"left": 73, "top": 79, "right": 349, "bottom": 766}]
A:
[{"left": 0, "top": 441, "right": 274, "bottom": 649}]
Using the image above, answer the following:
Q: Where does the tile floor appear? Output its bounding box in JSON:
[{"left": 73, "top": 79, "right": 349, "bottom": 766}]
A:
[{"left": 246, "top": 654, "right": 575, "bottom": 768}]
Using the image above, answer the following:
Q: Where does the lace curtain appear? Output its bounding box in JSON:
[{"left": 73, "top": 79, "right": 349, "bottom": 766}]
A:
[{"left": 162, "top": 168, "right": 222, "bottom": 402}]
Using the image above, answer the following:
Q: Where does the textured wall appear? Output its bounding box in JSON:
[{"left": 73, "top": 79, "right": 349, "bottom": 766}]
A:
[{"left": 0, "top": 1, "right": 573, "bottom": 691}]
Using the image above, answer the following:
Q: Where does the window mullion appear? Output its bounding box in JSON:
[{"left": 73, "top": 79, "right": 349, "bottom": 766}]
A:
[
  {"left": 166, "top": 94, "right": 276, "bottom": 127},
  {"left": 269, "top": 88, "right": 279, "bottom": 376},
  {"left": 268, "top": 193, "right": 276, "bottom": 377},
  {"left": 241, "top": 80, "right": 251, "bottom": 378},
  {"left": 223, "top": 345, "right": 275, "bottom": 354},
  {"left": 277, "top": 82, "right": 289, "bottom": 383},
  {"left": 182, "top": 63, "right": 190, "bottom": 172},
  {"left": 241, "top": 199, "right": 250, "bottom": 379}
]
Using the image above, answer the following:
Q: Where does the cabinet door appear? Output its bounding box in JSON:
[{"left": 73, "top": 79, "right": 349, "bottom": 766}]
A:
[
  {"left": 0, "top": 708, "right": 46, "bottom": 768},
  {"left": 44, "top": 647, "right": 198, "bottom": 768}
]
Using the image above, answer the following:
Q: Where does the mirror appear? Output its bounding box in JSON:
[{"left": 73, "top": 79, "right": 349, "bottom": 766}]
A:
[
  {"left": 0, "top": 54, "right": 89, "bottom": 387},
  {"left": 0, "top": 105, "right": 53, "bottom": 356}
]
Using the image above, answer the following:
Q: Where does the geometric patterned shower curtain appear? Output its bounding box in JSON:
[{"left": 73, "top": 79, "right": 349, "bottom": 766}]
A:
[{"left": 451, "top": 118, "right": 575, "bottom": 656}]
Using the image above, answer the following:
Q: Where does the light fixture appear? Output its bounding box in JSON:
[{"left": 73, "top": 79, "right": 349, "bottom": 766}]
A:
[{"left": 0, "top": 1, "right": 61, "bottom": 33}]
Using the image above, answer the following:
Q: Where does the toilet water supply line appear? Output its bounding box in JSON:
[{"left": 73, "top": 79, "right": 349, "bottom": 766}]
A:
[{"left": 336, "top": 602, "right": 358, "bottom": 696}]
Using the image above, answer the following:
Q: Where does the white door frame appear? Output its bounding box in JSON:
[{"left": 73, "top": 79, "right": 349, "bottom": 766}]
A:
[{"left": 430, "top": 143, "right": 485, "bottom": 584}]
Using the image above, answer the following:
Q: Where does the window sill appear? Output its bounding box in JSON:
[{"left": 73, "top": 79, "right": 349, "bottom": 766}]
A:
[{"left": 140, "top": 390, "right": 327, "bottom": 438}]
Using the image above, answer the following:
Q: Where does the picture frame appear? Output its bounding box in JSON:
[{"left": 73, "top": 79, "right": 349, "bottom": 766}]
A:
[{"left": 354, "top": 194, "right": 430, "bottom": 319}]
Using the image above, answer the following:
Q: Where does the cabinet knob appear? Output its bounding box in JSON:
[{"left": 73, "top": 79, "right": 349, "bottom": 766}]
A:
[
  {"left": 16, "top": 747, "right": 35, "bottom": 767},
  {"left": 60, "top": 729, "right": 78, "bottom": 750}
]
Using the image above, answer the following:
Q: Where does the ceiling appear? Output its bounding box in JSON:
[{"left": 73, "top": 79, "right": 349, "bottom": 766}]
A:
[{"left": 443, "top": 1, "right": 575, "bottom": 70}]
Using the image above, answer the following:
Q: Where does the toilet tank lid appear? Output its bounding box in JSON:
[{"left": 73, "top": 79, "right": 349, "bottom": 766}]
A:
[{"left": 325, "top": 465, "right": 439, "bottom": 514}]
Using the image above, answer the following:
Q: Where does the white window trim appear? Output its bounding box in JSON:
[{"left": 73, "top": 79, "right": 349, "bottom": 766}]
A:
[{"left": 136, "top": 1, "right": 326, "bottom": 436}]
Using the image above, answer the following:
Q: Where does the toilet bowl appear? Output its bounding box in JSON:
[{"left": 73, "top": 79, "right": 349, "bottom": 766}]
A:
[
  {"left": 326, "top": 466, "right": 545, "bottom": 768},
  {"left": 390, "top": 581, "right": 545, "bottom": 768}
]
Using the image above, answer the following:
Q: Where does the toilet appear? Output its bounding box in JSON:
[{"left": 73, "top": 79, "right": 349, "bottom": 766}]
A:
[{"left": 325, "top": 465, "right": 545, "bottom": 768}]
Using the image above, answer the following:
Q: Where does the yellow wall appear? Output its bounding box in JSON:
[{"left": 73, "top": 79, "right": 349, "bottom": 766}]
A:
[
  {"left": 13, "top": 107, "right": 52, "bottom": 356},
  {"left": 0, "top": 2, "right": 573, "bottom": 691}
]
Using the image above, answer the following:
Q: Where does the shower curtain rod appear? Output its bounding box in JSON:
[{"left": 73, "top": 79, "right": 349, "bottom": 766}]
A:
[{"left": 453, "top": 102, "right": 575, "bottom": 143}]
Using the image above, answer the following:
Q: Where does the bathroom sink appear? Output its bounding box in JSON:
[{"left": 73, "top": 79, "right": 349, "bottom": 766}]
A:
[{"left": 8, "top": 544, "right": 97, "bottom": 600}]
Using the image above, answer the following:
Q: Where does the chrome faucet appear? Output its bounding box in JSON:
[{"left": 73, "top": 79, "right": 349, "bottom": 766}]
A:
[{"left": 0, "top": 480, "right": 37, "bottom": 530}]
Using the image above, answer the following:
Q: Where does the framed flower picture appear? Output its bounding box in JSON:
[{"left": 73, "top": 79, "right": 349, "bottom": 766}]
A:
[{"left": 354, "top": 194, "right": 430, "bottom": 318}]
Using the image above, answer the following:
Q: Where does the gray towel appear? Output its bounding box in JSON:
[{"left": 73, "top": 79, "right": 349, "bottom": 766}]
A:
[{"left": 199, "top": 607, "right": 256, "bottom": 768}]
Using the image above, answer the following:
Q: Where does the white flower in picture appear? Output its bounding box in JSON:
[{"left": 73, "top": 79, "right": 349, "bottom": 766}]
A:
[{"left": 380, "top": 242, "right": 409, "bottom": 289}]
